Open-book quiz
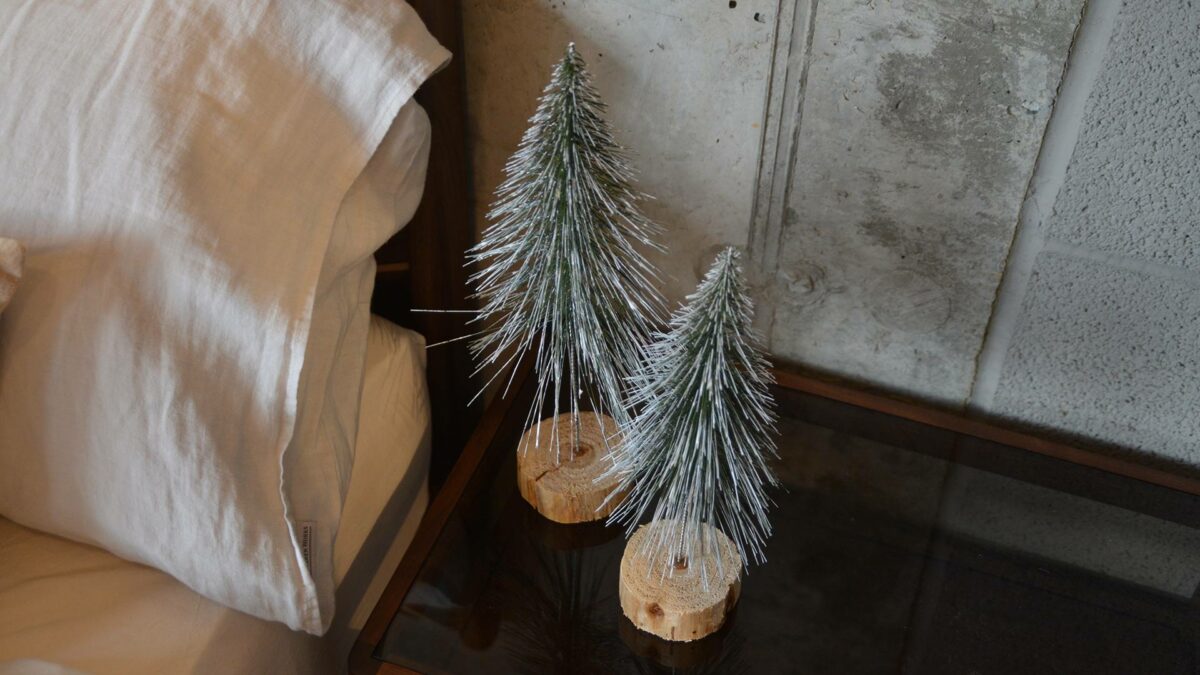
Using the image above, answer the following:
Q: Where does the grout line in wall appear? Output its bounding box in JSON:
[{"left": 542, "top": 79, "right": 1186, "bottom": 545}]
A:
[
  {"left": 746, "top": 0, "right": 797, "bottom": 267},
  {"left": 967, "top": 0, "right": 1123, "bottom": 413},
  {"left": 773, "top": 0, "right": 819, "bottom": 268},
  {"left": 1042, "top": 239, "right": 1200, "bottom": 288},
  {"left": 746, "top": 0, "right": 820, "bottom": 350},
  {"left": 772, "top": 1, "right": 820, "bottom": 345},
  {"left": 767, "top": 0, "right": 820, "bottom": 347}
]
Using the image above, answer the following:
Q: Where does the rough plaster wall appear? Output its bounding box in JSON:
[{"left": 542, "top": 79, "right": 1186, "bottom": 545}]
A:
[
  {"left": 460, "top": 0, "right": 775, "bottom": 305},
  {"left": 989, "top": 253, "right": 1200, "bottom": 466},
  {"left": 1047, "top": 2, "right": 1200, "bottom": 271},
  {"left": 756, "top": 0, "right": 1084, "bottom": 404},
  {"left": 974, "top": 0, "right": 1200, "bottom": 464}
]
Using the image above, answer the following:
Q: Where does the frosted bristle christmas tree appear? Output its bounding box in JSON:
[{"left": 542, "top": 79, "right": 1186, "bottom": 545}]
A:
[
  {"left": 468, "top": 44, "right": 664, "bottom": 523},
  {"left": 606, "top": 247, "right": 778, "bottom": 642}
]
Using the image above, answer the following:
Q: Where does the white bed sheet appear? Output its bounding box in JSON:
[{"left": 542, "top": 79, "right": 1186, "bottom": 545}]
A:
[{"left": 0, "top": 316, "right": 430, "bottom": 675}]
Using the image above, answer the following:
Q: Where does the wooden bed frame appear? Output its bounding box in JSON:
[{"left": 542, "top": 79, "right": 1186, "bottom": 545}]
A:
[{"left": 371, "top": 0, "right": 478, "bottom": 487}]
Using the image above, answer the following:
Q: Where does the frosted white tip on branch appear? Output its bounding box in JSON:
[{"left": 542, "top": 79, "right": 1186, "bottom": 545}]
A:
[
  {"left": 466, "top": 43, "right": 665, "bottom": 457},
  {"left": 603, "top": 247, "right": 778, "bottom": 584}
]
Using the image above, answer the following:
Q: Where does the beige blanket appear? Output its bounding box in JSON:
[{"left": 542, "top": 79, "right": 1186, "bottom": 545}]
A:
[{"left": 0, "top": 238, "right": 22, "bottom": 314}]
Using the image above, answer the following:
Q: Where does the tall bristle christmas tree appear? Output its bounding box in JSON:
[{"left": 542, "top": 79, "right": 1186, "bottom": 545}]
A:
[
  {"left": 468, "top": 43, "right": 664, "bottom": 524},
  {"left": 605, "top": 247, "right": 778, "bottom": 642}
]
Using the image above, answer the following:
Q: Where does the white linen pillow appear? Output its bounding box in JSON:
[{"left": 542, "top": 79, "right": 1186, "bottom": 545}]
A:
[{"left": 0, "top": 1, "right": 448, "bottom": 634}]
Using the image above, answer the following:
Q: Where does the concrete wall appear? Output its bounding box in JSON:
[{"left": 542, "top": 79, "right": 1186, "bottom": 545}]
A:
[
  {"left": 751, "top": 0, "right": 1199, "bottom": 464},
  {"left": 751, "top": 0, "right": 1085, "bottom": 405},
  {"left": 459, "top": 0, "right": 1200, "bottom": 465}
]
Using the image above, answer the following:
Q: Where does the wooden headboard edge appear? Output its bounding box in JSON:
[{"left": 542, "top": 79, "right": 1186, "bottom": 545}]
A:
[{"left": 374, "top": 0, "right": 479, "bottom": 486}]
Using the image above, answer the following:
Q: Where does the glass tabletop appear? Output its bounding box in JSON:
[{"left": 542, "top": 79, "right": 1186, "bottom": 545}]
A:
[{"left": 375, "top": 379, "right": 1200, "bottom": 674}]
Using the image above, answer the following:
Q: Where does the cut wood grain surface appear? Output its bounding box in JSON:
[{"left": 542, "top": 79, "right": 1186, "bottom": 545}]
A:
[
  {"left": 516, "top": 412, "right": 625, "bottom": 523},
  {"left": 619, "top": 520, "right": 742, "bottom": 642}
]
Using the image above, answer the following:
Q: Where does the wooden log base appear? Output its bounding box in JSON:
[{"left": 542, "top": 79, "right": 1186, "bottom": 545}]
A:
[
  {"left": 619, "top": 521, "right": 742, "bottom": 642},
  {"left": 516, "top": 412, "right": 624, "bottom": 524}
]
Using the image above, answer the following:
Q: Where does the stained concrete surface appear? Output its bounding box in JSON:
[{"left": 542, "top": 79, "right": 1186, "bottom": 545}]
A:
[
  {"left": 760, "top": 0, "right": 1199, "bottom": 466},
  {"left": 762, "top": 0, "right": 1084, "bottom": 404}
]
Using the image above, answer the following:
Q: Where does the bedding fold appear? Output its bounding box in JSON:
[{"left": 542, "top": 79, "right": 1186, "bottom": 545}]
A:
[{"left": 0, "top": 316, "right": 433, "bottom": 675}]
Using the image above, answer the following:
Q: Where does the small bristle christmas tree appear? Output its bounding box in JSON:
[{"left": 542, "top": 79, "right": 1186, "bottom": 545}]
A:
[
  {"left": 468, "top": 44, "right": 664, "bottom": 521},
  {"left": 606, "top": 248, "right": 777, "bottom": 639}
]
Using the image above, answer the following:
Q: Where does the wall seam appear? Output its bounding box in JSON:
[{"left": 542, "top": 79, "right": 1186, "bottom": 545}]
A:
[
  {"left": 1042, "top": 239, "right": 1200, "bottom": 288},
  {"left": 966, "top": 0, "right": 1123, "bottom": 412},
  {"left": 746, "top": 0, "right": 820, "bottom": 350},
  {"left": 746, "top": 0, "right": 796, "bottom": 265},
  {"left": 765, "top": 0, "right": 819, "bottom": 346}
]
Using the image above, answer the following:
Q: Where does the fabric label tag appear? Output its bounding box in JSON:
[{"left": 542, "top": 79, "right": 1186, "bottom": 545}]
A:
[{"left": 300, "top": 522, "right": 315, "bottom": 573}]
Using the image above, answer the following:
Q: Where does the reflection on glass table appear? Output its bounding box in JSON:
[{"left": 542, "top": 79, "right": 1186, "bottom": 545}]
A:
[{"left": 372, "top": 377, "right": 1200, "bottom": 674}]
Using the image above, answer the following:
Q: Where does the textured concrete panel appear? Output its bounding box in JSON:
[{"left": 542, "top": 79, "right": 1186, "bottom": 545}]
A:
[
  {"left": 1049, "top": 2, "right": 1200, "bottom": 269},
  {"left": 991, "top": 252, "right": 1200, "bottom": 467},
  {"left": 461, "top": 0, "right": 775, "bottom": 304},
  {"left": 765, "top": 1, "right": 1082, "bottom": 403}
]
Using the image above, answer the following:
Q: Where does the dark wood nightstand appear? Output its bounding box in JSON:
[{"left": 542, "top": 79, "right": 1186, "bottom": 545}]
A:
[{"left": 351, "top": 364, "right": 1200, "bottom": 674}]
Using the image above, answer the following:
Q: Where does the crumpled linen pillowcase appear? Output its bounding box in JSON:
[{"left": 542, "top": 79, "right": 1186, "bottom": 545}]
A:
[{"left": 0, "top": 0, "right": 448, "bottom": 634}]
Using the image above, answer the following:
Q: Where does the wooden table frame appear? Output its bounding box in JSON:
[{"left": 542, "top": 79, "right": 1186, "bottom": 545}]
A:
[{"left": 350, "top": 362, "right": 534, "bottom": 675}]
